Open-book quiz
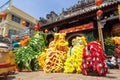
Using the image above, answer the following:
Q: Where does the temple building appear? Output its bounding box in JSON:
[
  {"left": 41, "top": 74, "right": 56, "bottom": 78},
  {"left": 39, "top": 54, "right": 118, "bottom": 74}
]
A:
[{"left": 40, "top": 0, "right": 120, "bottom": 46}]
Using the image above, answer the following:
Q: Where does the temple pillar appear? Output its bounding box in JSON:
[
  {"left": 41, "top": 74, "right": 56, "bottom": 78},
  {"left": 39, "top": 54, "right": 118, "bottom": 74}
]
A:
[{"left": 97, "top": 17, "right": 106, "bottom": 50}]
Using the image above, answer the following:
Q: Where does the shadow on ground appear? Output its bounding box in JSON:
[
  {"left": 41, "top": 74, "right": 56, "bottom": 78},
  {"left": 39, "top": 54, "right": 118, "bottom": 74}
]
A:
[{"left": 6, "top": 76, "right": 16, "bottom": 80}]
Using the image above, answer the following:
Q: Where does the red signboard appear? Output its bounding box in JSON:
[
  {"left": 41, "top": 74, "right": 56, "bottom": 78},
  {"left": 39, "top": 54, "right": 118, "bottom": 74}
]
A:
[{"left": 59, "top": 22, "right": 94, "bottom": 33}]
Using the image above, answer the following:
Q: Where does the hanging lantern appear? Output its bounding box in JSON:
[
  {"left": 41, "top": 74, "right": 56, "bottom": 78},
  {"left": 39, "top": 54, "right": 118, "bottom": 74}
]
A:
[
  {"left": 22, "top": 21, "right": 27, "bottom": 26},
  {"left": 45, "top": 29, "right": 48, "bottom": 33},
  {"left": 96, "top": 0, "right": 102, "bottom": 6},
  {"left": 34, "top": 25, "right": 39, "bottom": 31},
  {"left": 16, "top": 35, "right": 20, "bottom": 39},
  {"left": 0, "top": 12, "right": 6, "bottom": 18},
  {"left": 21, "top": 37, "right": 24, "bottom": 40},
  {"left": 96, "top": 10, "right": 103, "bottom": 17},
  {"left": 4, "top": 34, "right": 8, "bottom": 38}
]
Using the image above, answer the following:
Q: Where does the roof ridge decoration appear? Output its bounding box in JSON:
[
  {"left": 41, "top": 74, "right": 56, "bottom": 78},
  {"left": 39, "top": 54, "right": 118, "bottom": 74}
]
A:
[{"left": 40, "top": 0, "right": 120, "bottom": 26}]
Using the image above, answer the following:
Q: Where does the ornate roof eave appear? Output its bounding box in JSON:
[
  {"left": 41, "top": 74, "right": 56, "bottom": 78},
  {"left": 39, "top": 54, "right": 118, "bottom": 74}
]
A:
[{"left": 41, "top": 1, "right": 120, "bottom": 29}]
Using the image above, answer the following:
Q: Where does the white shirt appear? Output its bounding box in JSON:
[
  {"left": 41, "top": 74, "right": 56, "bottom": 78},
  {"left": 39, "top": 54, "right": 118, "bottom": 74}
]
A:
[{"left": 110, "top": 56, "right": 117, "bottom": 66}]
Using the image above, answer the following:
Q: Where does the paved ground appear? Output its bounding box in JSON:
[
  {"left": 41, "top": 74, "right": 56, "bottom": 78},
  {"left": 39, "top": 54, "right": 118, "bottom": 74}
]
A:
[{"left": 4, "top": 69, "right": 120, "bottom": 80}]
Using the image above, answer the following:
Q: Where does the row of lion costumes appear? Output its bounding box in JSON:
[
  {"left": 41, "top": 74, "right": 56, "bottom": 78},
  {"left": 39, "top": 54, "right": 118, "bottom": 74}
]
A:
[{"left": 38, "top": 33, "right": 108, "bottom": 76}]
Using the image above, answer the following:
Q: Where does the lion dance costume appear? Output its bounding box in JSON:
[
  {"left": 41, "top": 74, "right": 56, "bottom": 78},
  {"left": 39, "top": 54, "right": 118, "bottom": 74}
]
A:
[
  {"left": 81, "top": 41, "right": 108, "bottom": 76},
  {"left": 64, "top": 36, "right": 87, "bottom": 73},
  {"left": 38, "top": 33, "right": 68, "bottom": 73}
]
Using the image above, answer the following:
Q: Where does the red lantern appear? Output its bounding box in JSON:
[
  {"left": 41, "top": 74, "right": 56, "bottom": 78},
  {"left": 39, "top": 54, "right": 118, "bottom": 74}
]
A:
[
  {"left": 96, "top": 0, "right": 102, "bottom": 6},
  {"left": 34, "top": 25, "right": 39, "bottom": 31},
  {"left": 0, "top": 13, "right": 6, "bottom": 18},
  {"left": 16, "top": 35, "right": 19, "bottom": 39},
  {"left": 96, "top": 10, "right": 103, "bottom": 17},
  {"left": 21, "top": 36, "right": 25, "bottom": 40},
  {"left": 22, "top": 21, "right": 27, "bottom": 26},
  {"left": 45, "top": 29, "right": 48, "bottom": 33},
  {"left": 4, "top": 34, "right": 8, "bottom": 38}
]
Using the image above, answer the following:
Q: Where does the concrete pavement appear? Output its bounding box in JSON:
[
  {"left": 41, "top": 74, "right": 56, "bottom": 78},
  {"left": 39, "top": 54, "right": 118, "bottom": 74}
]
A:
[{"left": 6, "top": 69, "right": 120, "bottom": 80}]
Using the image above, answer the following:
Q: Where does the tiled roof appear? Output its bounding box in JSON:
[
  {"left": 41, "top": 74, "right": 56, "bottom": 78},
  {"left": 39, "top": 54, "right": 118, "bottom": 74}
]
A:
[{"left": 41, "top": 0, "right": 120, "bottom": 28}]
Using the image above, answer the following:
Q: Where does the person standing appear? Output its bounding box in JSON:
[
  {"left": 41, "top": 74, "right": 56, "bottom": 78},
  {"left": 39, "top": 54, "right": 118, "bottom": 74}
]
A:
[{"left": 106, "top": 55, "right": 117, "bottom": 69}]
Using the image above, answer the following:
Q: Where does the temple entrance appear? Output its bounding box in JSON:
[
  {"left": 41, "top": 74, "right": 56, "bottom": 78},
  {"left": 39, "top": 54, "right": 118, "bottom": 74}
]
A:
[{"left": 66, "top": 33, "right": 85, "bottom": 46}]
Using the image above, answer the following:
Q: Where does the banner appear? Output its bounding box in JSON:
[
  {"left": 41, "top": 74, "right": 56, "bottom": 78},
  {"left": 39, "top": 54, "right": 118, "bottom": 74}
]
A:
[
  {"left": 0, "top": 0, "right": 10, "bottom": 12},
  {"left": 59, "top": 22, "right": 94, "bottom": 33}
]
